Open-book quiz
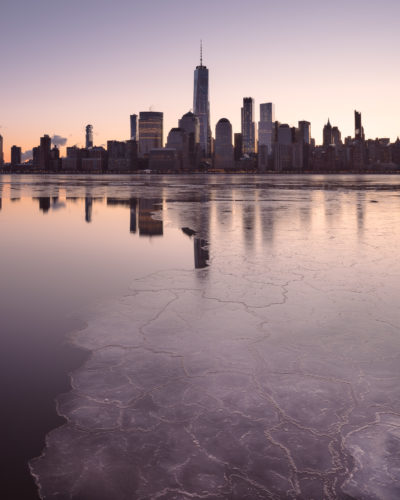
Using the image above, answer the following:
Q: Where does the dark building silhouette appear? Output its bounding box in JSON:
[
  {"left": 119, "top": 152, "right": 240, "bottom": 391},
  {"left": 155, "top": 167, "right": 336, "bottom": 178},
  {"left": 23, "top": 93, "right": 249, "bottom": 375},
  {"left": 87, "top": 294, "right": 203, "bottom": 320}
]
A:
[
  {"left": 39, "top": 135, "right": 51, "bottom": 170},
  {"left": 85, "top": 125, "right": 93, "bottom": 149},
  {"left": 234, "top": 133, "right": 243, "bottom": 160},
  {"left": 193, "top": 42, "right": 211, "bottom": 158},
  {"left": 178, "top": 111, "right": 200, "bottom": 168},
  {"left": 130, "top": 114, "right": 138, "bottom": 141},
  {"left": 323, "top": 119, "right": 333, "bottom": 147},
  {"left": 11, "top": 145, "right": 21, "bottom": 166},
  {"left": 241, "top": 97, "right": 256, "bottom": 154},
  {"left": 214, "top": 118, "right": 234, "bottom": 169},
  {"left": 355, "top": 110, "right": 364, "bottom": 141},
  {"left": 107, "top": 140, "right": 138, "bottom": 171},
  {"left": 166, "top": 127, "right": 189, "bottom": 170}
]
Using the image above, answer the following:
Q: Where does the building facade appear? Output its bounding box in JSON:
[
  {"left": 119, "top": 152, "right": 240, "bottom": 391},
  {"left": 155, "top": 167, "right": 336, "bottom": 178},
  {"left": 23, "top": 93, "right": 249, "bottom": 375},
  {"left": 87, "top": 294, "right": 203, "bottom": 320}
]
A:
[
  {"left": 193, "top": 49, "right": 211, "bottom": 158},
  {"left": 241, "top": 97, "right": 256, "bottom": 154},
  {"left": 258, "top": 103, "right": 275, "bottom": 154},
  {"left": 138, "top": 112, "right": 163, "bottom": 156},
  {"left": 214, "top": 118, "right": 233, "bottom": 169},
  {"left": 85, "top": 124, "right": 93, "bottom": 149}
]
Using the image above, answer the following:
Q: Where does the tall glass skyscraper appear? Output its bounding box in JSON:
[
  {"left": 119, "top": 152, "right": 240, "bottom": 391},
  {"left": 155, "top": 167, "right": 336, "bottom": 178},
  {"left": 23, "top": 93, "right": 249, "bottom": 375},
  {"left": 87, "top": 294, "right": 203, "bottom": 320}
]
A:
[
  {"left": 193, "top": 44, "right": 211, "bottom": 158},
  {"left": 258, "top": 103, "right": 275, "bottom": 154},
  {"left": 241, "top": 97, "right": 256, "bottom": 154},
  {"left": 138, "top": 112, "right": 163, "bottom": 156}
]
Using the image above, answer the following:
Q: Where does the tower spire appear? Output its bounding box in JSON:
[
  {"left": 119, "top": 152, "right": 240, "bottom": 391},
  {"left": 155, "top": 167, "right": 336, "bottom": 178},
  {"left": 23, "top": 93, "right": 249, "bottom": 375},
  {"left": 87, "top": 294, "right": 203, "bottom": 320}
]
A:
[{"left": 200, "top": 39, "right": 203, "bottom": 66}]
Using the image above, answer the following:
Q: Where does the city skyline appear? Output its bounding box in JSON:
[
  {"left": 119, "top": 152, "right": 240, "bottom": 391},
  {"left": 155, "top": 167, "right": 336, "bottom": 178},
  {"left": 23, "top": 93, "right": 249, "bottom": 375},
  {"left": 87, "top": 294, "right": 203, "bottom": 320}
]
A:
[{"left": 1, "top": 0, "right": 399, "bottom": 162}]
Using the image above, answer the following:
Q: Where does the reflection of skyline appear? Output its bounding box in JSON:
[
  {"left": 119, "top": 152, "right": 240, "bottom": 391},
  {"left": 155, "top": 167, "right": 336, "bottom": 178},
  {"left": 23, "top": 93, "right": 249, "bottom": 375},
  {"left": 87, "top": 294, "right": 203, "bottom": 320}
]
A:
[{"left": 194, "top": 238, "right": 209, "bottom": 269}]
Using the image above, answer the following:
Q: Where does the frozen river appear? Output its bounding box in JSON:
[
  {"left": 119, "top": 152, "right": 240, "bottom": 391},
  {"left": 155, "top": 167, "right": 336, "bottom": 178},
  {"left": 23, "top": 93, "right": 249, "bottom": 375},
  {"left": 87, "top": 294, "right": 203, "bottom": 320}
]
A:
[{"left": 1, "top": 175, "right": 400, "bottom": 499}]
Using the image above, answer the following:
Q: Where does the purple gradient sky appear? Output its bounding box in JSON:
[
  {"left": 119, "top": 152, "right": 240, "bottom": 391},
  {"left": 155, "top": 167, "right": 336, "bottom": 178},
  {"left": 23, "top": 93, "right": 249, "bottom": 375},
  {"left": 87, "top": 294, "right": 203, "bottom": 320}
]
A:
[{"left": 1, "top": 0, "right": 399, "bottom": 161}]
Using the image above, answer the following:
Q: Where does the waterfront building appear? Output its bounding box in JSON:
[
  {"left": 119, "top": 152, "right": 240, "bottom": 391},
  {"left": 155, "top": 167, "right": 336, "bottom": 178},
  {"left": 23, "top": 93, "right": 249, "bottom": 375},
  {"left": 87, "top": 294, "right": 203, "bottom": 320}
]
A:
[
  {"left": 214, "top": 118, "right": 233, "bottom": 169},
  {"left": 107, "top": 140, "right": 138, "bottom": 171},
  {"left": 332, "top": 126, "right": 342, "bottom": 146},
  {"left": 130, "top": 114, "right": 137, "bottom": 141},
  {"left": 323, "top": 119, "right": 333, "bottom": 147},
  {"left": 178, "top": 111, "right": 200, "bottom": 167},
  {"left": 274, "top": 124, "right": 293, "bottom": 171},
  {"left": 355, "top": 110, "right": 365, "bottom": 141},
  {"left": 241, "top": 97, "right": 256, "bottom": 154},
  {"left": 234, "top": 133, "right": 243, "bottom": 160},
  {"left": 258, "top": 103, "right": 275, "bottom": 154},
  {"left": 39, "top": 134, "right": 51, "bottom": 170},
  {"left": 193, "top": 43, "right": 211, "bottom": 157},
  {"left": 85, "top": 125, "right": 93, "bottom": 149},
  {"left": 11, "top": 145, "right": 21, "bottom": 166},
  {"left": 166, "top": 127, "right": 189, "bottom": 170},
  {"left": 139, "top": 112, "right": 163, "bottom": 156}
]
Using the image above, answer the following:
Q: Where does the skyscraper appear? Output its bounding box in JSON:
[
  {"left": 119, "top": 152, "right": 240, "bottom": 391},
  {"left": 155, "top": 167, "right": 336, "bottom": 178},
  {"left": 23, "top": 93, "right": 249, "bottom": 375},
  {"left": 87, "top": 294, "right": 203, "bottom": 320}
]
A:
[
  {"left": 130, "top": 114, "right": 138, "bottom": 141},
  {"left": 0, "top": 135, "right": 3, "bottom": 167},
  {"left": 193, "top": 42, "right": 211, "bottom": 158},
  {"left": 241, "top": 97, "right": 256, "bottom": 154},
  {"left": 11, "top": 146, "right": 21, "bottom": 166},
  {"left": 40, "top": 134, "right": 51, "bottom": 170},
  {"left": 138, "top": 112, "right": 163, "bottom": 155},
  {"left": 214, "top": 118, "right": 233, "bottom": 169},
  {"left": 85, "top": 124, "right": 93, "bottom": 149},
  {"left": 258, "top": 103, "right": 275, "bottom": 154},
  {"left": 323, "top": 119, "right": 333, "bottom": 147},
  {"left": 355, "top": 110, "right": 364, "bottom": 141}
]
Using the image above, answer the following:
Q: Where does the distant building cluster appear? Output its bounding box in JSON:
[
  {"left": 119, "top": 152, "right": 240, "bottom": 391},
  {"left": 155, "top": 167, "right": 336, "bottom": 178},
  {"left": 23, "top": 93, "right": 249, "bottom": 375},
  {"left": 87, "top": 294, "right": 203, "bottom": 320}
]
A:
[{"left": 2, "top": 45, "right": 400, "bottom": 174}]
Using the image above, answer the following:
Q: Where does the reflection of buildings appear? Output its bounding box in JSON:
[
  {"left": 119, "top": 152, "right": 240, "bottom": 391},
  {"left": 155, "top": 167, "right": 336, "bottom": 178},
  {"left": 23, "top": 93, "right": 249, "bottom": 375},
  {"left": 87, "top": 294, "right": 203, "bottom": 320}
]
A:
[
  {"left": 139, "top": 199, "right": 163, "bottom": 236},
  {"left": 38, "top": 197, "right": 51, "bottom": 213},
  {"left": 85, "top": 197, "right": 93, "bottom": 223},
  {"left": 194, "top": 238, "right": 209, "bottom": 268},
  {"left": 130, "top": 198, "right": 137, "bottom": 233}
]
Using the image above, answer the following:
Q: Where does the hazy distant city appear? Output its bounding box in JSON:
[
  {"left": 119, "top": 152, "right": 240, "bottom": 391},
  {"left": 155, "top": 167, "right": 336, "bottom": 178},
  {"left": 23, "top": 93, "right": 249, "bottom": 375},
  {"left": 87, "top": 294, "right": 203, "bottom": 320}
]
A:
[{"left": 1, "top": 48, "right": 399, "bottom": 175}]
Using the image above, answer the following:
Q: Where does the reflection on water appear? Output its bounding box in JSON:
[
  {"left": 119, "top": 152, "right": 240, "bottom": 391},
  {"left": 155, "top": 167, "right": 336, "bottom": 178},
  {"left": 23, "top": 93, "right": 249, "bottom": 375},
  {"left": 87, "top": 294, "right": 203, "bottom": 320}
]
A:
[{"left": 1, "top": 175, "right": 400, "bottom": 499}]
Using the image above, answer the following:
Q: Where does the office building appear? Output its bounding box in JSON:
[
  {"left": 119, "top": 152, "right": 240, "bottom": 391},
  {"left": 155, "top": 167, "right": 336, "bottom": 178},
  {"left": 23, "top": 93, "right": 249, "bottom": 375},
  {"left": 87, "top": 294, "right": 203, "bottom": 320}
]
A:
[
  {"left": 138, "top": 112, "right": 163, "bottom": 156},
  {"left": 214, "top": 118, "right": 233, "bottom": 169},
  {"left": 323, "top": 119, "right": 333, "bottom": 147},
  {"left": 39, "top": 134, "right": 51, "bottom": 170},
  {"left": 241, "top": 97, "right": 256, "bottom": 154},
  {"left": 85, "top": 125, "right": 93, "bottom": 149},
  {"left": 355, "top": 110, "right": 364, "bottom": 141},
  {"left": 11, "top": 146, "right": 21, "bottom": 166},
  {"left": 179, "top": 111, "right": 200, "bottom": 167},
  {"left": 234, "top": 133, "right": 243, "bottom": 160},
  {"left": 332, "top": 127, "right": 342, "bottom": 146},
  {"left": 298, "top": 121, "right": 311, "bottom": 144},
  {"left": 130, "top": 114, "right": 137, "bottom": 140},
  {"left": 258, "top": 103, "right": 275, "bottom": 154},
  {"left": 193, "top": 43, "right": 211, "bottom": 157},
  {"left": 166, "top": 127, "right": 189, "bottom": 170}
]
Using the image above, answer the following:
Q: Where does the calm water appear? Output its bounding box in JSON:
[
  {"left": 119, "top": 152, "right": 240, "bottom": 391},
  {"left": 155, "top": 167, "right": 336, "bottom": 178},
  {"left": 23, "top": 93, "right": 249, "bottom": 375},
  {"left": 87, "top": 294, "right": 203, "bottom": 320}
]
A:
[{"left": 1, "top": 174, "right": 400, "bottom": 499}]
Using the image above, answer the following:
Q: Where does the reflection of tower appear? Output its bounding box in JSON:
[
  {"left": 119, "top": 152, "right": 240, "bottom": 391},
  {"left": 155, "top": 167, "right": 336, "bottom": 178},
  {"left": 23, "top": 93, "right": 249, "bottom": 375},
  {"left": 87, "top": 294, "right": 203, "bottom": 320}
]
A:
[
  {"left": 85, "top": 125, "right": 93, "bottom": 149},
  {"left": 194, "top": 238, "right": 209, "bottom": 269},
  {"left": 130, "top": 198, "right": 137, "bottom": 233},
  {"left": 38, "top": 197, "right": 51, "bottom": 213},
  {"left": 193, "top": 42, "right": 211, "bottom": 158},
  {"left": 138, "top": 199, "right": 163, "bottom": 236},
  {"left": 85, "top": 197, "right": 93, "bottom": 223}
]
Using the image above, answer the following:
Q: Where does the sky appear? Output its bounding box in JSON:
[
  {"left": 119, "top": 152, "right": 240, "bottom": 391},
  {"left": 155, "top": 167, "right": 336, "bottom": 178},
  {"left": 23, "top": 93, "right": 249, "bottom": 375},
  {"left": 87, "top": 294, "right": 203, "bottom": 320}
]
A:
[{"left": 1, "top": 0, "right": 399, "bottom": 161}]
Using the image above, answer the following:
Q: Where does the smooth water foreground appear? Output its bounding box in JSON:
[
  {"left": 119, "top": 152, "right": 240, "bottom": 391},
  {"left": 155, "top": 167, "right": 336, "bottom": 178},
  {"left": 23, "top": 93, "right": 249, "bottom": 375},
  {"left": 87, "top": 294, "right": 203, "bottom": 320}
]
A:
[{"left": 1, "top": 175, "right": 400, "bottom": 499}]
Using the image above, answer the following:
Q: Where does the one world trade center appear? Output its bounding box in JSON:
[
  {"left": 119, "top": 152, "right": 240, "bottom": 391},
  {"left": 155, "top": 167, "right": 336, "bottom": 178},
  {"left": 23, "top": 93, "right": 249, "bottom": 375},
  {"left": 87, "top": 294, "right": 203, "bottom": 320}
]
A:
[{"left": 193, "top": 42, "right": 211, "bottom": 158}]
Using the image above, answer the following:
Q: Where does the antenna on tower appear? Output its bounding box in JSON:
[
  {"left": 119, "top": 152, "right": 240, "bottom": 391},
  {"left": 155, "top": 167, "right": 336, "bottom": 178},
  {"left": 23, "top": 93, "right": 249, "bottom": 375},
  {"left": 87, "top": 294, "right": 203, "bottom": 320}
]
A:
[{"left": 200, "top": 39, "right": 203, "bottom": 66}]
